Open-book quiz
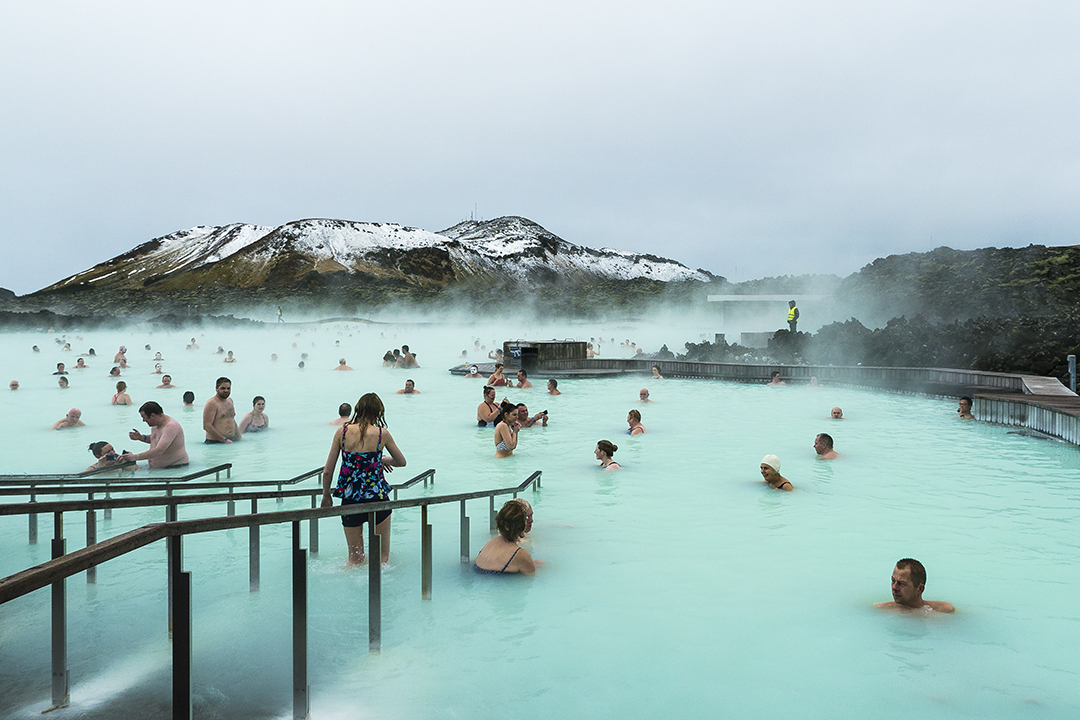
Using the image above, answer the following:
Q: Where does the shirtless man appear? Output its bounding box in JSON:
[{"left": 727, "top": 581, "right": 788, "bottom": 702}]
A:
[
  {"left": 831, "top": 406, "right": 844, "bottom": 419},
  {"left": 813, "top": 433, "right": 840, "bottom": 459},
  {"left": 331, "top": 402, "right": 352, "bottom": 425},
  {"left": 639, "top": 388, "right": 654, "bottom": 403},
  {"left": 396, "top": 379, "right": 420, "bottom": 394},
  {"left": 333, "top": 358, "right": 353, "bottom": 371},
  {"left": 958, "top": 396, "right": 975, "bottom": 419},
  {"left": 52, "top": 408, "right": 86, "bottom": 430},
  {"left": 767, "top": 371, "right": 786, "bottom": 386},
  {"left": 400, "top": 345, "right": 419, "bottom": 368},
  {"left": 187, "top": 338, "right": 199, "bottom": 350},
  {"left": 156, "top": 374, "right": 175, "bottom": 389},
  {"left": 113, "top": 346, "right": 127, "bottom": 363},
  {"left": 876, "top": 558, "right": 955, "bottom": 613},
  {"left": 547, "top": 379, "right": 561, "bottom": 395},
  {"left": 477, "top": 386, "right": 501, "bottom": 426},
  {"left": 516, "top": 403, "right": 548, "bottom": 428},
  {"left": 464, "top": 365, "right": 484, "bottom": 379},
  {"left": 122, "top": 401, "right": 189, "bottom": 468},
  {"left": 516, "top": 369, "right": 533, "bottom": 389},
  {"left": 203, "top": 377, "right": 239, "bottom": 443}
]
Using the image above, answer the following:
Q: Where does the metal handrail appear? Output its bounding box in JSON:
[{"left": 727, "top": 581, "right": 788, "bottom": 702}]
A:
[
  {"left": 0, "top": 465, "right": 291, "bottom": 497},
  {"left": 0, "top": 469, "right": 539, "bottom": 604},
  {"left": 0, "top": 463, "right": 233, "bottom": 487},
  {"left": 0, "top": 468, "right": 436, "bottom": 517}
]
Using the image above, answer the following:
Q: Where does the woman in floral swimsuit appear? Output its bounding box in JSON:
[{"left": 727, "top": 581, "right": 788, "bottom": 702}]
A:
[{"left": 321, "top": 393, "right": 407, "bottom": 566}]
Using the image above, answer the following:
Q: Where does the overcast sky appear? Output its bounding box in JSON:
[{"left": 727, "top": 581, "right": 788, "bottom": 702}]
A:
[{"left": 2, "top": 1, "right": 1078, "bottom": 295}]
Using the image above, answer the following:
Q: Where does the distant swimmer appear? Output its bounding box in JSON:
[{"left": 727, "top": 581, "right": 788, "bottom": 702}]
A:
[
  {"left": 626, "top": 409, "right": 646, "bottom": 435},
  {"left": 58, "top": 377, "right": 69, "bottom": 389},
  {"left": 464, "top": 365, "right": 484, "bottom": 379},
  {"left": 876, "top": 558, "right": 955, "bottom": 613},
  {"left": 75, "top": 358, "right": 88, "bottom": 369},
  {"left": 595, "top": 440, "right": 621, "bottom": 471},
  {"left": 53, "top": 363, "right": 67, "bottom": 375},
  {"left": 113, "top": 346, "right": 127, "bottom": 363},
  {"left": 957, "top": 396, "right": 974, "bottom": 419},
  {"left": 516, "top": 369, "right": 533, "bottom": 389},
  {"left": 516, "top": 403, "right": 547, "bottom": 428},
  {"left": 400, "top": 345, "right": 419, "bottom": 368},
  {"left": 814, "top": 433, "right": 840, "bottom": 460},
  {"left": 224, "top": 350, "right": 236, "bottom": 363},
  {"left": 587, "top": 342, "right": 598, "bottom": 358},
  {"left": 156, "top": 374, "right": 175, "bottom": 389},
  {"left": 151, "top": 363, "right": 164, "bottom": 375},
  {"left": 639, "top": 388, "right": 653, "bottom": 403},
  {"left": 53, "top": 408, "right": 85, "bottom": 430},
  {"left": 831, "top": 406, "right": 844, "bottom": 419},
  {"left": 477, "top": 386, "right": 501, "bottom": 426},
  {"left": 331, "top": 402, "right": 352, "bottom": 426},
  {"left": 767, "top": 371, "right": 786, "bottom": 386},
  {"left": 123, "top": 401, "right": 189, "bottom": 468},
  {"left": 9, "top": 380, "right": 19, "bottom": 390},
  {"left": 760, "top": 454, "right": 793, "bottom": 491},
  {"left": 187, "top": 338, "right": 199, "bottom": 350},
  {"left": 396, "top": 379, "right": 420, "bottom": 395},
  {"left": 651, "top": 365, "right": 663, "bottom": 380},
  {"left": 203, "top": 377, "right": 239, "bottom": 443},
  {"left": 334, "top": 358, "right": 354, "bottom": 371},
  {"left": 113, "top": 381, "right": 132, "bottom": 405},
  {"left": 547, "top": 379, "right": 561, "bottom": 395},
  {"left": 473, "top": 500, "right": 536, "bottom": 575},
  {"left": 182, "top": 391, "right": 195, "bottom": 408},
  {"left": 109, "top": 367, "right": 121, "bottom": 377},
  {"left": 511, "top": 498, "right": 534, "bottom": 535}
]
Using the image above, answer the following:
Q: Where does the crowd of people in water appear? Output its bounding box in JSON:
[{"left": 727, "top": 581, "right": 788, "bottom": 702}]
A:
[{"left": 23, "top": 331, "right": 967, "bottom": 607}]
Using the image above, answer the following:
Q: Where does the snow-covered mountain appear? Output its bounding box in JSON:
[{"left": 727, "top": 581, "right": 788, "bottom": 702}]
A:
[{"left": 40, "top": 216, "right": 709, "bottom": 295}]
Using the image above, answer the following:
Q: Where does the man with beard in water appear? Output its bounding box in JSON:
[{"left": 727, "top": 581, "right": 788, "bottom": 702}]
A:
[{"left": 203, "top": 377, "right": 239, "bottom": 443}]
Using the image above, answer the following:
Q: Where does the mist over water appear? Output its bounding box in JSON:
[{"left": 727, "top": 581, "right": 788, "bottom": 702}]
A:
[{"left": 2, "top": 311, "right": 1079, "bottom": 719}]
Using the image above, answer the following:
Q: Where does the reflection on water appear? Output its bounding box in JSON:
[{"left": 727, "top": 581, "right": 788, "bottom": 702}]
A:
[{"left": 1, "top": 323, "right": 1079, "bottom": 719}]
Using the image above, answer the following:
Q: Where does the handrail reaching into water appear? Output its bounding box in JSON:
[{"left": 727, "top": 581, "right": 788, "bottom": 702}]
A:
[
  {"left": 0, "top": 463, "right": 234, "bottom": 487},
  {"left": 0, "top": 465, "right": 290, "bottom": 497},
  {"left": 0, "top": 469, "right": 538, "bottom": 605}
]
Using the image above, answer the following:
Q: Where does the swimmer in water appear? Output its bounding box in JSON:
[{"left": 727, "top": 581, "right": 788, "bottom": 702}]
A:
[
  {"left": 239, "top": 396, "right": 269, "bottom": 434},
  {"left": 639, "top": 388, "right": 653, "bottom": 403},
  {"left": 813, "top": 433, "right": 840, "bottom": 460},
  {"left": 831, "top": 406, "right": 844, "bottom": 419},
  {"left": 767, "top": 371, "right": 786, "bottom": 386},
  {"left": 9, "top": 380, "right": 19, "bottom": 390},
  {"left": 334, "top": 358, "right": 353, "bottom": 371},
  {"left": 156, "top": 374, "right": 175, "bottom": 389},
  {"left": 651, "top": 365, "right": 663, "bottom": 380},
  {"left": 547, "top": 378, "right": 561, "bottom": 395},
  {"left": 957, "top": 396, "right": 974, "bottom": 419},
  {"left": 760, "top": 454, "right": 793, "bottom": 491},
  {"left": 203, "top": 377, "right": 239, "bottom": 443},
  {"left": 494, "top": 402, "right": 520, "bottom": 458},
  {"left": 53, "top": 363, "right": 67, "bottom": 375},
  {"left": 595, "top": 440, "right": 621, "bottom": 471},
  {"left": 876, "top": 558, "right": 955, "bottom": 613},
  {"left": 626, "top": 409, "right": 646, "bottom": 435},
  {"left": 224, "top": 350, "right": 236, "bottom": 363},
  {"left": 473, "top": 500, "right": 536, "bottom": 575},
  {"left": 516, "top": 369, "right": 533, "bottom": 389},
  {"left": 151, "top": 363, "right": 164, "bottom": 375},
  {"left": 58, "top": 377, "right": 69, "bottom": 389},
  {"left": 331, "top": 402, "right": 352, "bottom": 426},
  {"left": 464, "top": 365, "right": 484, "bottom": 379},
  {"left": 477, "top": 386, "right": 501, "bottom": 426},
  {"left": 396, "top": 379, "right": 420, "bottom": 394},
  {"left": 182, "top": 391, "right": 195, "bottom": 408},
  {"left": 112, "top": 381, "right": 132, "bottom": 405},
  {"left": 75, "top": 358, "right": 88, "bottom": 369},
  {"left": 487, "top": 363, "right": 508, "bottom": 387},
  {"left": 52, "top": 408, "right": 85, "bottom": 430},
  {"left": 515, "top": 403, "right": 547, "bottom": 428}
]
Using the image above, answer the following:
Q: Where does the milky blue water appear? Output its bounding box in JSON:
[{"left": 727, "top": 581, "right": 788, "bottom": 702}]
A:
[{"left": 1, "top": 321, "right": 1079, "bottom": 719}]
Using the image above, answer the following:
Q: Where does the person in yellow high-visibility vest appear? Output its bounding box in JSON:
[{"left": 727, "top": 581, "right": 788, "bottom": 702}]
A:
[{"left": 787, "top": 300, "right": 799, "bottom": 333}]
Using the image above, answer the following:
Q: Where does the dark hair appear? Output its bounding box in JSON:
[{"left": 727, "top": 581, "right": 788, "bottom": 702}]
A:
[
  {"left": 140, "top": 401, "right": 164, "bottom": 416},
  {"left": 597, "top": 440, "right": 618, "bottom": 457},
  {"left": 350, "top": 393, "right": 387, "bottom": 442},
  {"left": 88, "top": 441, "right": 109, "bottom": 457},
  {"left": 495, "top": 401, "right": 517, "bottom": 425},
  {"left": 252, "top": 396, "right": 265, "bottom": 406},
  {"left": 483, "top": 385, "right": 494, "bottom": 396},
  {"left": 896, "top": 558, "right": 926, "bottom": 588},
  {"left": 518, "top": 369, "right": 527, "bottom": 378},
  {"left": 816, "top": 433, "right": 834, "bottom": 449},
  {"left": 960, "top": 396, "right": 973, "bottom": 405},
  {"left": 338, "top": 402, "right": 352, "bottom": 417},
  {"left": 183, "top": 391, "right": 195, "bottom": 403},
  {"left": 402, "top": 345, "right": 410, "bottom": 352},
  {"left": 383, "top": 351, "right": 395, "bottom": 362},
  {"left": 116, "top": 381, "right": 127, "bottom": 392},
  {"left": 548, "top": 379, "right": 557, "bottom": 388},
  {"left": 216, "top": 377, "right": 231, "bottom": 388},
  {"left": 405, "top": 379, "right": 415, "bottom": 385},
  {"left": 495, "top": 500, "right": 528, "bottom": 542},
  {"left": 771, "top": 371, "right": 781, "bottom": 378}
]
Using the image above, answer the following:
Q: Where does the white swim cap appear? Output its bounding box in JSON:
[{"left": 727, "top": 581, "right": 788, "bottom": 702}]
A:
[{"left": 761, "top": 454, "right": 781, "bottom": 471}]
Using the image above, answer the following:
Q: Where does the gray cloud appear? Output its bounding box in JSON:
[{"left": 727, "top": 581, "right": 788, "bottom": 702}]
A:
[{"left": 2, "top": 0, "right": 1078, "bottom": 294}]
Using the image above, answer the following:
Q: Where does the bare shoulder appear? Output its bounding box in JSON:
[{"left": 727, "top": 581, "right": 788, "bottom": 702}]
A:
[{"left": 926, "top": 600, "right": 955, "bottom": 613}]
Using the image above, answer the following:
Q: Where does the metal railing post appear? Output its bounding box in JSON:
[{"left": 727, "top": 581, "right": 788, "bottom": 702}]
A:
[
  {"left": 277, "top": 483, "right": 283, "bottom": 504},
  {"left": 167, "top": 504, "right": 179, "bottom": 637},
  {"left": 421, "top": 505, "right": 432, "bottom": 599},
  {"left": 292, "top": 522, "right": 310, "bottom": 720},
  {"left": 173, "top": 568, "right": 192, "bottom": 720},
  {"left": 86, "top": 501, "right": 96, "bottom": 584},
  {"left": 50, "top": 512, "right": 69, "bottom": 711},
  {"left": 250, "top": 499, "right": 260, "bottom": 592},
  {"left": 489, "top": 496, "right": 496, "bottom": 533},
  {"left": 459, "top": 500, "right": 470, "bottom": 564},
  {"left": 1069, "top": 354, "right": 1076, "bottom": 394},
  {"left": 309, "top": 495, "right": 319, "bottom": 557},
  {"left": 368, "top": 513, "right": 381, "bottom": 653},
  {"left": 28, "top": 488, "right": 38, "bottom": 545},
  {"left": 227, "top": 485, "right": 235, "bottom": 516}
]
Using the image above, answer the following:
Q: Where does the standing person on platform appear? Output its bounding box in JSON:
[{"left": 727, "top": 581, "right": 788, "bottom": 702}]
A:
[
  {"left": 321, "top": 393, "right": 407, "bottom": 566},
  {"left": 788, "top": 300, "right": 799, "bottom": 333}
]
